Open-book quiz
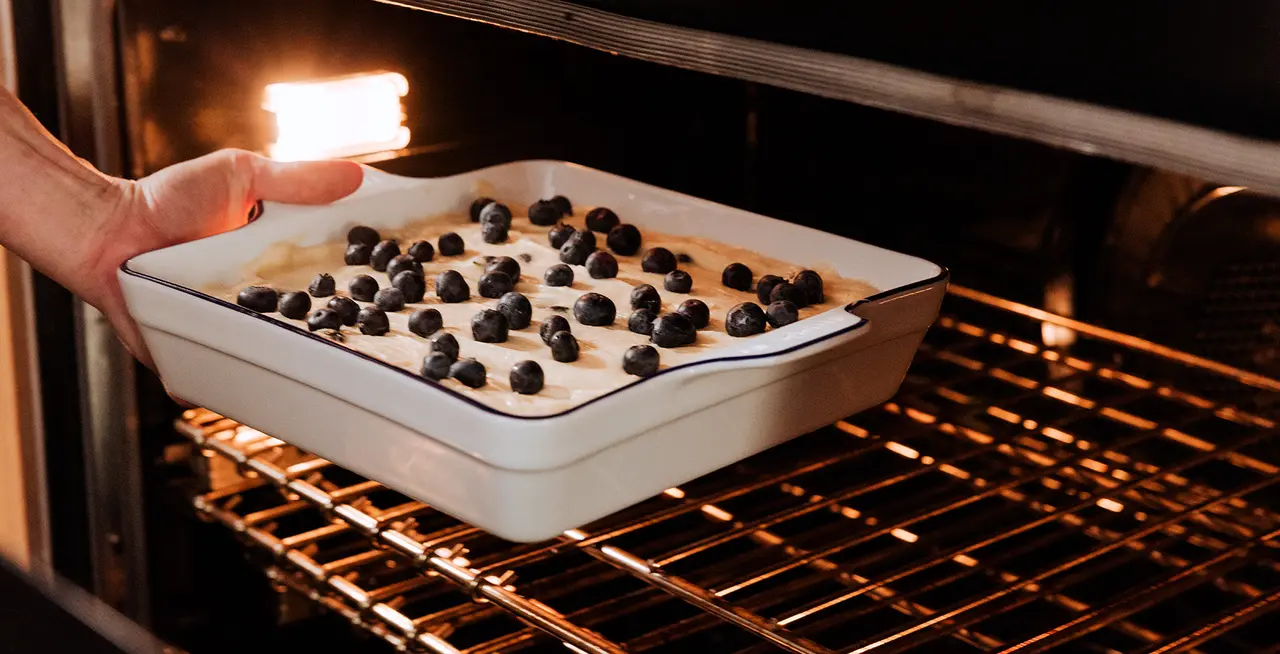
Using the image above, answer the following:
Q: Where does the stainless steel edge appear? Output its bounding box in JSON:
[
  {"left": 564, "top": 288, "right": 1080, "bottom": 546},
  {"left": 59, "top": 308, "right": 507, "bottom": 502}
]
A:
[
  {"left": 0, "top": 0, "right": 52, "bottom": 574},
  {"left": 53, "top": 0, "right": 149, "bottom": 622},
  {"left": 2, "top": 557, "right": 174, "bottom": 654},
  {"left": 0, "top": 0, "right": 14, "bottom": 91},
  {"left": 377, "top": 0, "right": 1280, "bottom": 197},
  {"left": 4, "top": 254, "right": 52, "bottom": 572}
]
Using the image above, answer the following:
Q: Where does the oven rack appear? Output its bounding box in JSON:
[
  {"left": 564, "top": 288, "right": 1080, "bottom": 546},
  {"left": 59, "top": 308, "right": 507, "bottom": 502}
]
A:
[{"left": 179, "top": 286, "right": 1280, "bottom": 653}]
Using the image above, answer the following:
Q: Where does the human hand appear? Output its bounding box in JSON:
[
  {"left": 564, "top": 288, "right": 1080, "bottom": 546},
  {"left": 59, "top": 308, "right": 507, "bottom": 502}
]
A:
[{"left": 88, "top": 149, "right": 363, "bottom": 368}]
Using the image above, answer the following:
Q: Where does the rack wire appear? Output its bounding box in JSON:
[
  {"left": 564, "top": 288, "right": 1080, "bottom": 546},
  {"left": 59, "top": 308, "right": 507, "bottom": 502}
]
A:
[{"left": 180, "top": 286, "right": 1280, "bottom": 653}]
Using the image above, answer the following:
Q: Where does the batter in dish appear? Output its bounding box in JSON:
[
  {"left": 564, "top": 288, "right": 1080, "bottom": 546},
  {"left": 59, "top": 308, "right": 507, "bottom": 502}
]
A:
[{"left": 205, "top": 198, "right": 877, "bottom": 416}]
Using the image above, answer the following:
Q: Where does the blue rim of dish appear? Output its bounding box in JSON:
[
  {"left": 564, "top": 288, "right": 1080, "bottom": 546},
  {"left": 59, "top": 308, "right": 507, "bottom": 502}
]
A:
[{"left": 119, "top": 262, "right": 947, "bottom": 421}]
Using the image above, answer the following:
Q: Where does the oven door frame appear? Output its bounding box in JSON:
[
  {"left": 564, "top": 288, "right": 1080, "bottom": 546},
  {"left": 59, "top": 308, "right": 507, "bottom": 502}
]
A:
[{"left": 44, "top": 0, "right": 150, "bottom": 624}]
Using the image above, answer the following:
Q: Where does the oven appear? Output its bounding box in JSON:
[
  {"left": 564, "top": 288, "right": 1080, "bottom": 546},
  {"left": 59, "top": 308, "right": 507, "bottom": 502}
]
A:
[{"left": 3, "top": 1, "right": 1279, "bottom": 652}]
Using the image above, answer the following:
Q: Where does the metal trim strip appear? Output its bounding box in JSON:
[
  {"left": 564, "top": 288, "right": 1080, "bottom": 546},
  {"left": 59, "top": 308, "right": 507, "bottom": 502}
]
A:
[{"left": 380, "top": 0, "right": 1280, "bottom": 197}]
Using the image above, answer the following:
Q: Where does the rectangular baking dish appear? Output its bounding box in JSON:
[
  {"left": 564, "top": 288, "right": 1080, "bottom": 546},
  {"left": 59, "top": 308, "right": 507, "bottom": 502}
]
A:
[{"left": 120, "top": 160, "right": 947, "bottom": 542}]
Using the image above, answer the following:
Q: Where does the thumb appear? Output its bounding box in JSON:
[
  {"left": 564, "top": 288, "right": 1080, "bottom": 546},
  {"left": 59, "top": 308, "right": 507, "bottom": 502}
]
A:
[{"left": 246, "top": 154, "right": 365, "bottom": 205}]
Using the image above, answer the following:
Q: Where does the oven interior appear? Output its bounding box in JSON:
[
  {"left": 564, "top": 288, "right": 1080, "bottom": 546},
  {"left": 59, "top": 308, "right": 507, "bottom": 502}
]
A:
[{"left": 24, "top": 0, "right": 1280, "bottom": 652}]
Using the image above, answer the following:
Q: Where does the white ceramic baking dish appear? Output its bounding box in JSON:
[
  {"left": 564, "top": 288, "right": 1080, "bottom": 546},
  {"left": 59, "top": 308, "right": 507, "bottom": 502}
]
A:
[{"left": 120, "top": 160, "right": 946, "bottom": 542}]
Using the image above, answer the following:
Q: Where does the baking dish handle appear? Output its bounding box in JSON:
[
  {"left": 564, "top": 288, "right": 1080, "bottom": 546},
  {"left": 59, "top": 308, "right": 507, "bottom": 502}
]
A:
[
  {"left": 350, "top": 164, "right": 428, "bottom": 195},
  {"left": 709, "top": 311, "right": 871, "bottom": 372},
  {"left": 249, "top": 164, "right": 435, "bottom": 225},
  {"left": 722, "top": 272, "right": 948, "bottom": 372},
  {"left": 844, "top": 274, "right": 948, "bottom": 337}
]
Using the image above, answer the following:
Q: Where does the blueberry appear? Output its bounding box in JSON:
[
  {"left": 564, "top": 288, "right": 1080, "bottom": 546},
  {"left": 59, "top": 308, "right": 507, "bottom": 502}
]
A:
[
  {"left": 479, "top": 202, "right": 512, "bottom": 230},
  {"left": 392, "top": 270, "right": 426, "bottom": 303},
  {"left": 630, "top": 284, "right": 661, "bottom": 313},
  {"left": 429, "top": 332, "right": 460, "bottom": 362},
  {"left": 676, "top": 253, "right": 694, "bottom": 264},
  {"left": 471, "top": 308, "right": 509, "bottom": 343},
  {"left": 420, "top": 352, "right": 452, "bottom": 380},
  {"left": 438, "top": 232, "right": 464, "bottom": 256},
  {"left": 650, "top": 313, "right": 696, "bottom": 348},
  {"left": 676, "top": 299, "right": 710, "bottom": 329},
  {"left": 550, "top": 195, "right": 573, "bottom": 216},
  {"left": 722, "top": 263, "right": 753, "bottom": 292},
  {"left": 641, "top": 247, "right": 677, "bottom": 274},
  {"left": 306, "top": 308, "right": 342, "bottom": 332},
  {"left": 509, "top": 360, "right": 545, "bottom": 394},
  {"left": 606, "top": 224, "right": 642, "bottom": 256},
  {"left": 370, "top": 240, "right": 401, "bottom": 272},
  {"left": 308, "top": 273, "right": 336, "bottom": 297},
  {"left": 528, "top": 200, "right": 561, "bottom": 226},
  {"left": 540, "top": 315, "right": 571, "bottom": 344},
  {"left": 469, "top": 197, "right": 494, "bottom": 222},
  {"left": 485, "top": 255, "right": 521, "bottom": 281},
  {"left": 327, "top": 297, "right": 360, "bottom": 326},
  {"left": 478, "top": 271, "right": 514, "bottom": 299},
  {"left": 344, "top": 243, "right": 372, "bottom": 265},
  {"left": 586, "top": 251, "right": 619, "bottom": 279},
  {"left": 573, "top": 292, "right": 616, "bottom": 326},
  {"left": 386, "top": 254, "right": 423, "bottom": 281},
  {"left": 769, "top": 281, "right": 807, "bottom": 308},
  {"left": 544, "top": 264, "right": 574, "bottom": 287},
  {"left": 408, "top": 240, "right": 435, "bottom": 262},
  {"left": 449, "top": 358, "right": 487, "bottom": 388},
  {"left": 549, "top": 331, "right": 579, "bottom": 362},
  {"left": 559, "top": 230, "right": 597, "bottom": 265},
  {"left": 756, "top": 275, "right": 785, "bottom": 304},
  {"left": 498, "top": 292, "right": 532, "bottom": 329},
  {"left": 358, "top": 307, "right": 391, "bottom": 335},
  {"left": 548, "top": 223, "right": 576, "bottom": 250},
  {"left": 435, "top": 270, "right": 470, "bottom": 303},
  {"left": 664, "top": 270, "right": 692, "bottom": 293},
  {"left": 726, "top": 302, "right": 766, "bottom": 336},
  {"left": 791, "top": 270, "right": 824, "bottom": 305},
  {"left": 766, "top": 300, "right": 799, "bottom": 328},
  {"left": 348, "top": 275, "right": 379, "bottom": 302},
  {"left": 348, "top": 225, "right": 380, "bottom": 246},
  {"left": 374, "top": 287, "right": 406, "bottom": 312},
  {"left": 237, "top": 286, "right": 278, "bottom": 313},
  {"left": 481, "top": 218, "right": 509, "bottom": 244},
  {"left": 628, "top": 308, "right": 656, "bottom": 335},
  {"left": 278, "top": 291, "right": 311, "bottom": 319},
  {"left": 622, "top": 345, "right": 660, "bottom": 377},
  {"left": 585, "top": 207, "right": 620, "bottom": 233},
  {"left": 408, "top": 308, "right": 443, "bottom": 337}
]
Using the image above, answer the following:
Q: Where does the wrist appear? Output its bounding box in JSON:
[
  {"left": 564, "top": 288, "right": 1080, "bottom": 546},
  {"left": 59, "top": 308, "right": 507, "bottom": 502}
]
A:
[
  {"left": 0, "top": 85, "right": 136, "bottom": 304},
  {"left": 79, "top": 177, "right": 144, "bottom": 310}
]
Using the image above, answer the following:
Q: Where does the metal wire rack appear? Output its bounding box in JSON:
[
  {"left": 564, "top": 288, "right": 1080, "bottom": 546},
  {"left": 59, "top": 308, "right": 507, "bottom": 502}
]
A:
[{"left": 179, "top": 286, "right": 1280, "bottom": 653}]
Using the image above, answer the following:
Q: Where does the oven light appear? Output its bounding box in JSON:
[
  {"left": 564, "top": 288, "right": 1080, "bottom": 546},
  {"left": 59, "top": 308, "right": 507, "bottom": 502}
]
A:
[
  {"left": 263, "top": 71, "right": 410, "bottom": 161},
  {"left": 1041, "top": 274, "right": 1077, "bottom": 349}
]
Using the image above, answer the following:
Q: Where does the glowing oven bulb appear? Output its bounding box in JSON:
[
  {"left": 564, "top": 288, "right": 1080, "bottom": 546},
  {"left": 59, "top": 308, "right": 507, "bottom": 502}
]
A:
[{"left": 263, "top": 71, "right": 410, "bottom": 161}]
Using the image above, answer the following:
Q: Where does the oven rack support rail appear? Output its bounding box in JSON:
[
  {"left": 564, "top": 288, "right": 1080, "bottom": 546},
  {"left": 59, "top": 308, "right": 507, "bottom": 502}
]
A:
[
  {"left": 179, "top": 285, "right": 1280, "bottom": 653},
  {"left": 380, "top": 0, "right": 1280, "bottom": 198}
]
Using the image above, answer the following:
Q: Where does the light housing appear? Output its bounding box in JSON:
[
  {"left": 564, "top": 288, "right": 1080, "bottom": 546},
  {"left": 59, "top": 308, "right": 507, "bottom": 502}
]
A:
[{"left": 263, "top": 71, "right": 410, "bottom": 161}]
